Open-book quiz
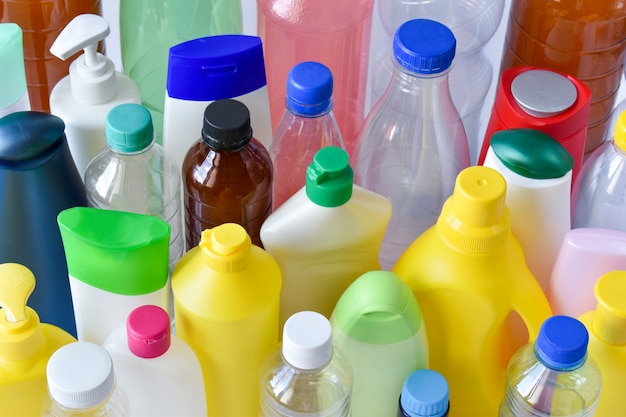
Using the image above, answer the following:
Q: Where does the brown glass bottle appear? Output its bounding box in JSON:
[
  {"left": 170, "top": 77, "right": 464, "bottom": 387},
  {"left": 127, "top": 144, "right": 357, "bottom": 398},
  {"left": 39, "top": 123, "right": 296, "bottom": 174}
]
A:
[{"left": 182, "top": 99, "right": 273, "bottom": 250}]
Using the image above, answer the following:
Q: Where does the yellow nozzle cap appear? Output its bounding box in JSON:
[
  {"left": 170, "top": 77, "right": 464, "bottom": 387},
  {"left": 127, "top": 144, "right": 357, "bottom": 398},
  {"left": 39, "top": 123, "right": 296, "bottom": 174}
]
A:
[
  {"left": 200, "top": 223, "right": 252, "bottom": 272},
  {"left": 613, "top": 110, "right": 626, "bottom": 152},
  {"left": 592, "top": 270, "right": 626, "bottom": 345},
  {"left": 0, "top": 263, "right": 34, "bottom": 323}
]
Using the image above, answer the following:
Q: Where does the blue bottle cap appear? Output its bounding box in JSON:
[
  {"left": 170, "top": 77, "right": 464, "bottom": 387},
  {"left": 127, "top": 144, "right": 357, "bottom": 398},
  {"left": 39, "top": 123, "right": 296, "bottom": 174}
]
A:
[
  {"left": 535, "top": 315, "right": 589, "bottom": 371},
  {"left": 166, "top": 35, "right": 267, "bottom": 101},
  {"left": 105, "top": 104, "right": 154, "bottom": 153},
  {"left": 393, "top": 19, "right": 456, "bottom": 75},
  {"left": 400, "top": 369, "right": 450, "bottom": 417},
  {"left": 286, "top": 61, "right": 333, "bottom": 117}
]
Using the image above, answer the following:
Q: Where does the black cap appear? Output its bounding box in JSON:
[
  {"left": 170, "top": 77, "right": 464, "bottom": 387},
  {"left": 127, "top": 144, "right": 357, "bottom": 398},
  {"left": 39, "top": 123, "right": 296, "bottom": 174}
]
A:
[{"left": 202, "top": 99, "right": 253, "bottom": 150}]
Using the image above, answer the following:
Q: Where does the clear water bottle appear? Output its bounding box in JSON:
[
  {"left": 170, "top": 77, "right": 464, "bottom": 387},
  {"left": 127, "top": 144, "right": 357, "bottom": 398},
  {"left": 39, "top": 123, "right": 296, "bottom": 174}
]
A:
[
  {"left": 84, "top": 103, "right": 184, "bottom": 273},
  {"left": 398, "top": 369, "right": 450, "bottom": 417},
  {"left": 354, "top": 18, "right": 470, "bottom": 270},
  {"left": 270, "top": 61, "right": 346, "bottom": 210},
  {"left": 259, "top": 311, "right": 352, "bottom": 417},
  {"left": 499, "top": 315, "right": 602, "bottom": 417}
]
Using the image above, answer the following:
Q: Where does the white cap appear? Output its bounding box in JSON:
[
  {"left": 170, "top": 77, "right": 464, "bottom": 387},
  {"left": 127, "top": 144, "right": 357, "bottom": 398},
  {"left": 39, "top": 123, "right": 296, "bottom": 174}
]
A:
[
  {"left": 282, "top": 311, "right": 333, "bottom": 370},
  {"left": 46, "top": 342, "right": 115, "bottom": 409},
  {"left": 50, "top": 14, "right": 116, "bottom": 104}
]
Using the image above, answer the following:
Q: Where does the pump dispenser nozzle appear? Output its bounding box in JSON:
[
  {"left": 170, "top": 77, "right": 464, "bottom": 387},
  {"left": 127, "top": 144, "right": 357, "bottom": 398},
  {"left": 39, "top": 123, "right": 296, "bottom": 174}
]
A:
[{"left": 0, "top": 263, "right": 34, "bottom": 323}]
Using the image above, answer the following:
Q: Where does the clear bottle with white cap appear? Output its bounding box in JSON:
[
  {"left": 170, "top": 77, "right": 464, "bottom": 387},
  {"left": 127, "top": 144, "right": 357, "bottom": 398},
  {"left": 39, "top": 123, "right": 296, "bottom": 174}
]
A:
[
  {"left": 259, "top": 311, "right": 352, "bottom": 417},
  {"left": 49, "top": 13, "right": 141, "bottom": 179},
  {"left": 0, "top": 23, "right": 30, "bottom": 117}
]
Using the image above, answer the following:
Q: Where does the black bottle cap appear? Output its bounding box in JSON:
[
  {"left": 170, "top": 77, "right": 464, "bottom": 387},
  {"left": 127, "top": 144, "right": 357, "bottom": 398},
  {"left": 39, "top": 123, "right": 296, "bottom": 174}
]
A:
[{"left": 202, "top": 99, "right": 253, "bottom": 150}]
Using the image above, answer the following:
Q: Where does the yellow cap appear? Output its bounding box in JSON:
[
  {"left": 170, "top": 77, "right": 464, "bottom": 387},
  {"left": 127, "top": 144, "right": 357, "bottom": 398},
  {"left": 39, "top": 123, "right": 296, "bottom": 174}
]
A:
[
  {"left": 614, "top": 111, "right": 626, "bottom": 152},
  {"left": 200, "top": 223, "right": 252, "bottom": 272},
  {"left": 437, "top": 166, "right": 511, "bottom": 252},
  {"left": 592, "top": 270, "right": 626, "bottom": 345}
]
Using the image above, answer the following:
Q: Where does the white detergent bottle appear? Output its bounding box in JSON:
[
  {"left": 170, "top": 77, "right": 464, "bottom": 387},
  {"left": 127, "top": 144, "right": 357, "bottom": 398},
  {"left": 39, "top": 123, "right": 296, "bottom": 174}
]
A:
[{"left": 49, "top": 14, "right": 141, "bottom": 179}]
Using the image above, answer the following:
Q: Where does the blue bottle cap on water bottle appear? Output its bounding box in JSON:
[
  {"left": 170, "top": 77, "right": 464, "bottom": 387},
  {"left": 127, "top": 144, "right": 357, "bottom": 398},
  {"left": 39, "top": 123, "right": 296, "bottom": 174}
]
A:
[
  {"left": 400, "top": 369, "right": 450, "bottom": 417},
  {"left": 286, "top": 61, "right": 334, "bottom": 117},
  {"left": 535, "top": 315, "right": 589, "bottom": 371},
  {"left": 166, "top": 35, "right": 267, "bottom": 101},
  {"left": 393, "top": 19, "right": 456, "bottom": 75},
  {"left": 106, "top": 103, "right": 154, "bottom": 153}
]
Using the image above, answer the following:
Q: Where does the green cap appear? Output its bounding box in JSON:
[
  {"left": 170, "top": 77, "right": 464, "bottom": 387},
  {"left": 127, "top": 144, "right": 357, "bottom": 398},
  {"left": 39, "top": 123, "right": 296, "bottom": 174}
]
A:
[
  {"left": 305, "top": 146, "right": 353, "bottom": 207},
  {"left": 332, "top": 271, "right": 424, "bottom": 344},
  {"left": 0, "top": 23, "right": 28, "bottom": 110},
  {"left": 489, "top": 128, "right": 574, "bottom": 179},
  {"left": 105, "top": 103, "right": 154, "bottom": 153},
  {"left": 57, "top": 207, "right": 170, "bottom": 295}
]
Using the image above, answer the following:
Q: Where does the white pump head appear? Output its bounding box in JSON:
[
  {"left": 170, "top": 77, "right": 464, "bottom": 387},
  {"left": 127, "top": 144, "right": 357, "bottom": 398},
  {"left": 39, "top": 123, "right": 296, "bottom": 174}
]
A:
[{"left": 50, "top": 14, "right": 116, "bottom": 104}]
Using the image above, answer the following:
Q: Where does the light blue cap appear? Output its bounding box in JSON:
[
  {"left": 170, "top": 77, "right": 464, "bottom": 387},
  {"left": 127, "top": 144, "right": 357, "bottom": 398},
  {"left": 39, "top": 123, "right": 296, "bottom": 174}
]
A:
[
  {"left": 0, "top": 24, "right": 28, "bottom": 110},
  {"left": 106, "top": 103, "right": 154, "bottom": 153},
  {"left": 400, "top": 369, "right": 450, "bottom": 417}
]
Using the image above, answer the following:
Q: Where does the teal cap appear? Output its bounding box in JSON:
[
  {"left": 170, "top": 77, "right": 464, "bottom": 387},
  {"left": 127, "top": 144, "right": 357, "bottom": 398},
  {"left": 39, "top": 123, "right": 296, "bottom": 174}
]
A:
[
  {"left": 305, "top": 146, "right": 353, "bottom": 207},
  {"left": 0, "top": 24, "right": 28, "bottom": 110},
  {"left": 489, "top": 128, "right": 574, "bottom": 179},
  {"left": 105, "top": 103, "right": 154, "bottom": 153},
  {"left": 332, "top": 271, "right": 424, "bottom": 344}
]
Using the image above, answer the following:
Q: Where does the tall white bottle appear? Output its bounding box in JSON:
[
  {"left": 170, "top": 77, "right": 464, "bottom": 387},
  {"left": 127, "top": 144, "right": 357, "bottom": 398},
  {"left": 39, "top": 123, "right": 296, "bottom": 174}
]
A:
[
  {"left": 103, "top": 305, "right": 207, "bottom": 417},
  {"left": 49, "top": 14, "right": 141, "bottom": 179}
]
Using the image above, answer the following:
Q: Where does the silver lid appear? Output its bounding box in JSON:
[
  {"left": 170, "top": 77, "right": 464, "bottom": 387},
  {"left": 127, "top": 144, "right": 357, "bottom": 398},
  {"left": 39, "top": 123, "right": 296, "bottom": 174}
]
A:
[{"left": 511, "top": 69, "right": 577, "bottom": 118}]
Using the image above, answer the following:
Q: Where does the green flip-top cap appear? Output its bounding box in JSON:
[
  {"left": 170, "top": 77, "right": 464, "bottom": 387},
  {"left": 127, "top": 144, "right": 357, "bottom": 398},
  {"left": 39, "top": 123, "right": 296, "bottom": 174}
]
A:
[
  {"left": 332, "top": 270, "right": 424, "bottom": 344},
  {"left": 0, "top": 23, "right": 28, "bottom": 110},
  {"left": 305, "top": 146, "right": 353, "bottom": 207}
]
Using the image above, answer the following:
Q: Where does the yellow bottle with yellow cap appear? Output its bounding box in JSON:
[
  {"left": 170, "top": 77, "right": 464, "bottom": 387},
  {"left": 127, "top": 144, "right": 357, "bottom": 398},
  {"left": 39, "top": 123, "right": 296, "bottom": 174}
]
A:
[
  {"left": 392, "top": 166, "right": 552, "bottom": 417},
  {"left": 578, "top": 270, "right": 626, "bottom": 417},
  {"left": 0, "top": 263, "right": 76, "bottom": 415},
  {"left": 172, "top": 223, "right": 282, "bottom": 417}
]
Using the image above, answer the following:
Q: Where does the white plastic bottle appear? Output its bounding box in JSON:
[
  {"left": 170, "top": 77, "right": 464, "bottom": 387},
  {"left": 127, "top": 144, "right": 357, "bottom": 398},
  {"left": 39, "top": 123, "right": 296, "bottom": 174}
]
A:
[
  {"left": 0, "top": 23, "right": 30, "bottom": 117},
  {"left": 49, "top": 14, "right": 141, "bottom": 179},
  {"left": 103, "top": 305, "right": 207, "bottom": 417}
]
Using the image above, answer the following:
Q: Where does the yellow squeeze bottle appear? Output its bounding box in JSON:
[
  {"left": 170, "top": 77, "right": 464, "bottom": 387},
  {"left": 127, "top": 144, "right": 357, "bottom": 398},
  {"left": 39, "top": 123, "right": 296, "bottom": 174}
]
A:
[
  {"left": 392, "top": 166, "right": 552, "bottom": 417},
  {"left": 0, "top": 263, "right": 76, "bottom": 415}
]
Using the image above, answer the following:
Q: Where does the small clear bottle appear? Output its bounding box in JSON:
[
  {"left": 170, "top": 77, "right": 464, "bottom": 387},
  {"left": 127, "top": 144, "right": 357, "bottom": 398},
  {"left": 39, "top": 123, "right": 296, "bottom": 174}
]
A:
[
  {"left": 270, "top": 61, "right": 346, "bottom": 210},
  {"left": 499, "top": 315, "right": 602, "bottom": 417},
  {"left": 259, "top": 311, "right": 352, "bottom": 417},
  {"left": 84, "top": 103, "right": 183, "bottom": 273},
  {"left": 42, "top": 341, "right": 129, "bottom": 417},
  {"left": 398, "top": 369, "right": 450, "bottom": 417}
]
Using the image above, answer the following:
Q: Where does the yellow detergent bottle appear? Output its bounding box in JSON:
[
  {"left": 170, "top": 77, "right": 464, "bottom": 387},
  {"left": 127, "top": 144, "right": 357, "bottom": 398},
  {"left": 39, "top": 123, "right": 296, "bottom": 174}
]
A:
[
  {"left": 579, "top": 270, "right": 626, "bottom": 417},
  {"left": 172, "top": 223, "right": 282, "bottom": 417},
  {"left": 0, "top": 263, "right": 76, "bottom": 416},
  {"left": 392, "top": 166, "right": 552, "bottom": 417}
]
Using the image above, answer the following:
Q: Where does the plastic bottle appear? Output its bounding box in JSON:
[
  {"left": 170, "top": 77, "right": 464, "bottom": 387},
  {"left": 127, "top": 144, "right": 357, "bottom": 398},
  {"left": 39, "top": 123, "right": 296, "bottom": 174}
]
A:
[
  {"left": 0, "top": 263, "right": 76, "bottom": 417},
  {"left": 483, "top": 129, "right": 574, "bottom": 292},
  {"left": 573, "top": 110, "right": 626, "bottom": 230},
  {"left": 499, "top": 315, "right": 602, "bottom": 417},
  {"left": 42, "top": 342, "right": 129, "bottom": 417},
  {"left": 57, "top": 207, "right": 171, "bottom": 345},
  {"left": 84, "top": 103, "right": 183, "bottom": 273},
  {"left": 270, "top": 61, "right": 346, "bottom": 210},
  {"left": 547, "top": 227, "right": 626, "bottom": 318},
  {"left": 257, "top": 0, "right": 374, "bottom": 159},
  {"left": 578, "top": 271, "right": 626, "bottom": 417},
  {"left": 397, "top": 369, "right": 450, "bottom": 417},
  {"left": 119, "top": 0, "right": 243, "bottom": 145},
  {"left": 102, "top": 305, "right": 207, "bottom": 417},
  {"left": 182, "top": 99, "right": 272, "bottom": 249},
  {"left": 330, "top": 270, "right": 429, "bottom": 417},
  {"left": 354, "top": 18, "right": 470, "bottom": 270},
  {"left": 0, "top": 23, "right": 30, "bottom": 117},
  {"left": 49, "top": 14, "right": 141, "bottom": 180},
  {"left": 392, "top": 165, "right": 552, "bottom": 417},
  {"left": 172, "top": 223, "right": 281, "bottom": 417},
  {"left": 0, "top": 1, "right": 102, "bottom": 113},
  {"left": 478, "top": 67, "right": 592, "bottom": 185},
  {"left": 0, "top": 111, "right": 87, "bottom": 337},
  {"left": 500, "top": 0, "right": 626, "bottom": 155},
  {"left": 259, "top": 310, "right": 352, "bottom": 417},
  {"left": 163, "top": 34, "right": 272, "bottom": 169},
  {"left": 261, "top": 146, "right": 391, "bottom": 326}
]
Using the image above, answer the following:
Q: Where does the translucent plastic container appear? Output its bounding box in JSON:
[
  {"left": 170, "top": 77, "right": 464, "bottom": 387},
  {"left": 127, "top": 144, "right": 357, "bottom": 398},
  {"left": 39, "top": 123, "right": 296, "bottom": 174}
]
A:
[{"left": 0, "top": 23, "right": 30, "bottom": 117}]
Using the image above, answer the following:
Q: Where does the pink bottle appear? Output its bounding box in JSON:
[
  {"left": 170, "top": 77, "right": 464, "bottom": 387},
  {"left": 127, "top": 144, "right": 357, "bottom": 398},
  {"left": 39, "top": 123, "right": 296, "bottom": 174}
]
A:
[
  {"left": 546, "top": 227, "right": 626, "bottom": 317},
  {"left": 256, "top": 0, "right": 374, "bottom": 160}
]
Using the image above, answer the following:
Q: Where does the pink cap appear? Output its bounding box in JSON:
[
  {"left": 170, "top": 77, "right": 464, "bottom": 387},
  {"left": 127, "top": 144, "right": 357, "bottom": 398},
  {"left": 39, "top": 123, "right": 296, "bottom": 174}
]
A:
[{"left": 126, "top": 305, "right": 171, "bottom": 358}]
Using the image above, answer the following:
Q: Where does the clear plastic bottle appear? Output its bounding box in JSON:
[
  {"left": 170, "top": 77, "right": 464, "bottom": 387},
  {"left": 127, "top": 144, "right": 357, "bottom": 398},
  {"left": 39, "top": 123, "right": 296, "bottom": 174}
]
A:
[
  {"left": 499, "top": 315, "right": 602, "bottom": 417},
  {"left": 259, "top": 311, "right": 352, "bottom": 417},
  {"left": 42, "top": 341, "right": 129, "bottom": 417},
  {"left": 354, "top": 18, "right": 470, "bottom": 270},
  {"left": 270, "top": 61, "right": 346, "bottom": 210},
  {"left": 397, "top": 369, "right": 450, "bottom": 417},
  {"left": 573, "top": 110, "right": 626, "bottom": 231},
  {"left": 84, "top": 103, "right": 183, "bottom": 273}
]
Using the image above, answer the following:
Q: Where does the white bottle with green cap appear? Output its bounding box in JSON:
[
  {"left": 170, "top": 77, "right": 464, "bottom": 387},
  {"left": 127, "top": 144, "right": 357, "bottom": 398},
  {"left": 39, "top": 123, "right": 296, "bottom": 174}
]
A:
[
  {"left": 260, "top": 146, "right": 392, "bottom": 329},
  {"left": 49, "top": 14, "right": 141, "bottom": 179},
  {"left": 0, "top": 23, "right": 30, "bottom": 117}
]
